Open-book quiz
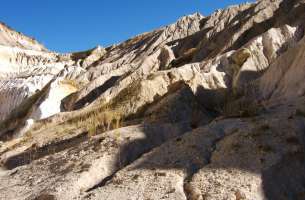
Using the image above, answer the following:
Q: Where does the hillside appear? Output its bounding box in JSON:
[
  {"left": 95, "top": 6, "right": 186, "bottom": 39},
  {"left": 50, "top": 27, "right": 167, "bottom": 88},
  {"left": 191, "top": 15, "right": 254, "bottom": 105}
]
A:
[{"left": 1, "top": 0, "right": 305, "bottom": 199}]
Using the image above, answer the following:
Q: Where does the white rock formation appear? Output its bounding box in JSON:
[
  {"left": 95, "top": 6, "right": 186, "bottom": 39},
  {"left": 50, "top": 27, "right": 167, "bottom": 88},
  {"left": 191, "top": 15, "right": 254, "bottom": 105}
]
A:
[{"left": 0, "top": 0, "right": 305, "bottom": 199}]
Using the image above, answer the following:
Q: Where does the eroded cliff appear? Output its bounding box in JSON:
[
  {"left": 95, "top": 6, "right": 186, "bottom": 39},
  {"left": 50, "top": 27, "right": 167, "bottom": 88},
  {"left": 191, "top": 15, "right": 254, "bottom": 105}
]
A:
[{"left": 1, "top": 0, "right": 305, "bottom": 199}]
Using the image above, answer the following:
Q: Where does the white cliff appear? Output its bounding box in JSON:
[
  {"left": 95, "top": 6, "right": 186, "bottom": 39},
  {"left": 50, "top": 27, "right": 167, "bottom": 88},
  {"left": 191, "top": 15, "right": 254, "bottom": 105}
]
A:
[{"left": 0, "top": 0, "right": 305, "bottom": 200}]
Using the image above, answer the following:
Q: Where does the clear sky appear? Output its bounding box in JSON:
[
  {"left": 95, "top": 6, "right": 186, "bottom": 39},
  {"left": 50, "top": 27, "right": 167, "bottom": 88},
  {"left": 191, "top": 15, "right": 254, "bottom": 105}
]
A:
[{"left": 1, "top": 0, "right": 253, "bottom": 53}]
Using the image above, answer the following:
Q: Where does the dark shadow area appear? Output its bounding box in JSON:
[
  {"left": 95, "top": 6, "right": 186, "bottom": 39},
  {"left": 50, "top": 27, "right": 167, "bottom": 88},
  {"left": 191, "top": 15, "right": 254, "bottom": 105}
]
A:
[
  {"left": 234, "top": 69, "right": 266, "bottom": 97},
  {"left": 116, "top": 81, "right": 212, "bottom": 123},
  {"left": 32, "top": 193, "right": 56, "bottom": 200},
  {"left": 167, "top": 28, "right": 212, "bottom": 58},
  {"left": 123, "top": 114, "right": 305, "bottom": 200},
  {"left": 82, "top": 78, "right": 305, "bottom": 200},
  {"left": 2, "top": 132, "right": 88, "bottom": 170},
  {"left": 110, "top": 82, "right": 213, "bottom": 163},
  {"left": 113, "top": 122, "right": 192, "bottom": 174},
  {"left": 73, "top": 76, "right": 121, "bottom": 110},
  {"left": 82, "top": 83, "right": 214, "bottom": 191},
  {"left": 163, "top": 26, "right": 214, "bottom": 69},
  {"left": 195, "top": 86, "right": 227, "bottom": 113},
  {"left": 262, "top": 152, "right": 305, "bottom": 200},
  {"left": 86, "top": 174, "right": 115, "bottom": 192},
  {"left": 61, "top": 75, "right": 121, "bottom": 111}
]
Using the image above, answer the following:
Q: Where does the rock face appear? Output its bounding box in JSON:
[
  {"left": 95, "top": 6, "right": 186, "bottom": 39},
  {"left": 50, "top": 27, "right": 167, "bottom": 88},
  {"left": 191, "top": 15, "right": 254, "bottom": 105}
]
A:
[
  {"left": 1, "top": 0, "right": 305, "bottom": 199},
  {"left": 0, "top": 22, "right": 46, "bottom": 51}
]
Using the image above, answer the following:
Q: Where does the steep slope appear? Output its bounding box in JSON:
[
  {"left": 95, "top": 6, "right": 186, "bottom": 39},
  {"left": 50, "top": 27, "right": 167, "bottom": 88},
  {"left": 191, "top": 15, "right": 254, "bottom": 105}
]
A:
[
  {"left": 0, "top": 22, "right": 46, "bottom": 51},
  {"left": 1, "top": 0, "right": 305, "bottom": 199}
]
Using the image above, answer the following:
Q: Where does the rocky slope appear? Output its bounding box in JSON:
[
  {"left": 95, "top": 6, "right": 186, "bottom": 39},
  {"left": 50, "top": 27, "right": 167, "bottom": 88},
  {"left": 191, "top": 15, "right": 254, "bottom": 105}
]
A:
[{"left": 1, "top": 0, "right": 305, "bottom": 199}]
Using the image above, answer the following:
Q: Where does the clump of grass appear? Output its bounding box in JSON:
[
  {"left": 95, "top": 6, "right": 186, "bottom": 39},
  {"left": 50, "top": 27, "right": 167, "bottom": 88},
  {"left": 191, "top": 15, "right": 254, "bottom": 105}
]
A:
[
  {"left": 86, "top": 117, "right": 97, "bottom": 137},
  {"left": 258, "top": 144, "right": 274, "bottom": 153},
  {"left": 232, "top": 142, "right": 242, "bottom": 151},
  {"left": 251, "top": 123, "right": 270, "bottom": 138},
  {"left": 2, "top": 95, "right": 126, "bottom": 155},
  {"left": 78, "top": 109, "right": 122, "bottom": 137},
  {"left": 216, "top": 80, "right": 262, "bottom": 119},
  {"left": 22, "top": 78, "right": 140, "bottom": 142},
  {"left": 220, "top": 97, "right": 261, "bottom": 118},
  {"left": 30, "top": 105, "right": 123, "bottom": 138},
  {"left": 231, "top": 48, "right": 251, "bottom": 67},
  {"left": 60, "top": 79, "right": 81, "bottom": 90}
]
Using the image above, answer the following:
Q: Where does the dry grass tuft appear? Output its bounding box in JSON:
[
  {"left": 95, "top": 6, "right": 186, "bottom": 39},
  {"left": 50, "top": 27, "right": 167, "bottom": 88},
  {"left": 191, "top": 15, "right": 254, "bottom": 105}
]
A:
[
  {"left": 218, "top": 96, "right": 261, "bottom": 118},
  {"left": 60, "top": 79, "right": 81, "bottom": 90}
]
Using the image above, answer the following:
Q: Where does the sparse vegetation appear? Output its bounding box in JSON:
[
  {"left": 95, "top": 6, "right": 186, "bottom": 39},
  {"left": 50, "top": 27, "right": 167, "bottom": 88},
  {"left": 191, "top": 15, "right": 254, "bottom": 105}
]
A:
[
  {"left": 83, "top": 110, "right": 122, "bottom": 137},
  {"left": 251, "top": 123, "right": 270, "bottom": 138},
  {"left": 258, "top": 144, "right": 274, "bottom": 153},
  {"left": 60, "top": 79, "right": 81, "bottom": 90},
  {"left": 220, "top": 97, "right": 261, "bottom": 118},
  {"left": 19, "top": 79, "right": 141, "bottom": 149},
  {"left": 232, "top": 142, "right": 242, "bottom": 151},
  {"left": 230, "top": 48, "right": 251, "bottom": 67},
  {"left": 216, "top": 79, "right": 263, "bottom": 119},
  {"left": 296, "top": 108, "right": 305, "bottom": 117}
]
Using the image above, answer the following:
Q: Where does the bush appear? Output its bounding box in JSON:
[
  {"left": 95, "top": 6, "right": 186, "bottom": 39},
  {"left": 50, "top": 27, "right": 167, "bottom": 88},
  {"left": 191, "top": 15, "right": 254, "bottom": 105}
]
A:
[{"left": 225, "top": 98, "right": 261, "bottom": 117}]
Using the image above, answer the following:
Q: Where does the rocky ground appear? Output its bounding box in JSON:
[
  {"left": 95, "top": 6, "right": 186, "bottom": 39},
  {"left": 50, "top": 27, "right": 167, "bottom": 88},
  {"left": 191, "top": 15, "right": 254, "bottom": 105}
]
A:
[{"left": 1, "top": 0, "right": 305, "bottom": 199}]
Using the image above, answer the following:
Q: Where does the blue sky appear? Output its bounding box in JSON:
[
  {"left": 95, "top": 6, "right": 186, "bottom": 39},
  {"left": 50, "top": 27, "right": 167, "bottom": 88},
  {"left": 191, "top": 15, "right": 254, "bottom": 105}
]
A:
[{"left": 1, "top": 0, "right": 253, "bottom": 52}]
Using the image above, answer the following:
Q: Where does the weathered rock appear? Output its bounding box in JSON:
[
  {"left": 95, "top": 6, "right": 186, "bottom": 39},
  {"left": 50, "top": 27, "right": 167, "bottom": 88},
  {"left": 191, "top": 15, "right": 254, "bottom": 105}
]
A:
[
  {"left": 0, "top": 123, "right": 191, "bottom": 200},
  {"left": 0, "top": 0, "right": 305, "bottom": 199},
  {"left": 0, "top": 22, "right": 46, "bottom": 51},
  {"left": 259, "top": 33, "right": 305, "bottom": 102}
]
